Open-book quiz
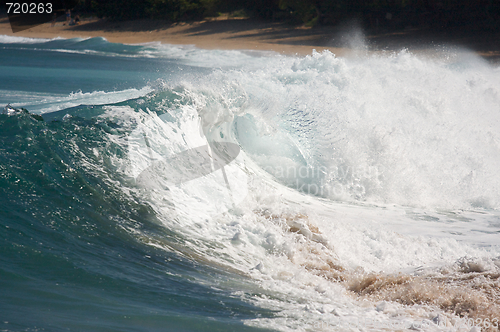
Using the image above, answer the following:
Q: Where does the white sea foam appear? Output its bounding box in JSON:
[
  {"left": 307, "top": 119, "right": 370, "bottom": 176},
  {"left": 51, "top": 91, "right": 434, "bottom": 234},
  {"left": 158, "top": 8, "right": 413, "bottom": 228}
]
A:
[
  {"left": 230, "top": 49, "right": 500, "bottom": 210},
  {"left": 137, "top": 42, "right": 280, "bottom": 68},
  {"left": 0, "top": 34, "right": 63, "bottom": 44},
  {"left": 7, "top": 87, "right": 153, "bottom": 113},
  {"left": 95, "top": 44, "right": 500, "bottom": 329}
]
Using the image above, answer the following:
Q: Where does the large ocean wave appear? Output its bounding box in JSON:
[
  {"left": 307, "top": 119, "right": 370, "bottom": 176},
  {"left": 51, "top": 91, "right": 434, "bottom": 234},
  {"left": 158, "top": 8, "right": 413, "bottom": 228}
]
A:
[{"left": 1, "top": 35, "right": 500, "bottom": 331}]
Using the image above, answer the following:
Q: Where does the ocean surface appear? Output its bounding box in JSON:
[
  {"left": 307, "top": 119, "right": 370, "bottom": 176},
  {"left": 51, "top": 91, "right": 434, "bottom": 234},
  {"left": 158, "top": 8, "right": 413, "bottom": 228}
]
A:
[{"left": 1, "top": 34, "right": 500, "bottom": 332}]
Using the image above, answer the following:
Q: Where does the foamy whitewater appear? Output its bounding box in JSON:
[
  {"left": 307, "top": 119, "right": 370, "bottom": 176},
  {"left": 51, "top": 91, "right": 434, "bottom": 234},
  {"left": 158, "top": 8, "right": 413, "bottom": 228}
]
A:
[{"left": 1, "top": 35, "right": 499, "bottom": 332}]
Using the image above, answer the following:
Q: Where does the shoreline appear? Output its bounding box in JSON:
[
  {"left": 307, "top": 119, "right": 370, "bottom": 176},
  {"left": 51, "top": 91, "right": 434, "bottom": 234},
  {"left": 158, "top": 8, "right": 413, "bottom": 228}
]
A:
[
  {"left": 1, "top": 14, "right": 500, "bottom": 61},
  {"left": 0, "top": 15, "right": 347, "bottom": 56}
]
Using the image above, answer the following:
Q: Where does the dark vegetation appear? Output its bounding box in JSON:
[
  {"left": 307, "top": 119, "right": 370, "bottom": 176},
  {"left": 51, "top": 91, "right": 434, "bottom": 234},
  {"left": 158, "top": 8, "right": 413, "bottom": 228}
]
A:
[{"left": 72, "top": 0, "right": 499, "bottom": 31}]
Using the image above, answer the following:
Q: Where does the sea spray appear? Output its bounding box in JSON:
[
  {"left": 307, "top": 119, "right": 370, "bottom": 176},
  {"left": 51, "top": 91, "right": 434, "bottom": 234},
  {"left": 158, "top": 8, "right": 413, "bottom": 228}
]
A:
[{"left": 226, "top": 49, "right": 500, "bottom": 210}]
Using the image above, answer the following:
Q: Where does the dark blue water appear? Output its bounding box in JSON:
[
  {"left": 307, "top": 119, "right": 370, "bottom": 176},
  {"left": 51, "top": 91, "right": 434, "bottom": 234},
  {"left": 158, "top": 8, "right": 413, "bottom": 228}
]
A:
[{"left": 0, "top": 36, "right": 275, "bottom": 332}]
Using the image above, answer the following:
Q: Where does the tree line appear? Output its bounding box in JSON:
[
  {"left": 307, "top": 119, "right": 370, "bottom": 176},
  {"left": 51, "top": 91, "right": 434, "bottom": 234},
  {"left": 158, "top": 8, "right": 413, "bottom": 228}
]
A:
[{"left": 74, "top": 0, "right": 499, "bottom": 30}]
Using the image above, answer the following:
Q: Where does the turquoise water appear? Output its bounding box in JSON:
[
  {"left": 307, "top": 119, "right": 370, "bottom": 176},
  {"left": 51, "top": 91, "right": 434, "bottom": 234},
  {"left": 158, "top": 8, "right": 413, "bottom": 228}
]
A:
[{"left": 2, "top": 35, "right": 500, "bottom": 331}]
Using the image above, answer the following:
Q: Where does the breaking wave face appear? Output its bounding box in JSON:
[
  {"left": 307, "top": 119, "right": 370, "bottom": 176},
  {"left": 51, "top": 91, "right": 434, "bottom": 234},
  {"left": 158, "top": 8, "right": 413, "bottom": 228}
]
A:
[
  {"left": 2, "top": 35, "right": 500, "bottom": 332},
  {"left": 233, "top": 49, "right": 500, "bottom": 210}
]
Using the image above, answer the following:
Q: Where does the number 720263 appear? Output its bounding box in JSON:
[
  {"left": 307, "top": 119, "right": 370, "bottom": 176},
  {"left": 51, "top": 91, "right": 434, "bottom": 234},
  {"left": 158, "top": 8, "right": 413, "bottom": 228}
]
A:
[{"left": 6, "top": 3, "right": 53, "bottom": 14}]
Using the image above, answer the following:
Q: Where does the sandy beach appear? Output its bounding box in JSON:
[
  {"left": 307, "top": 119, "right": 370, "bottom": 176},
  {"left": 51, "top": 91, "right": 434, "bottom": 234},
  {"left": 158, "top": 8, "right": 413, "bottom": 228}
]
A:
[
  {"left": 0, "top": 14, "right": 348, "bottom": 56},
  {"left": 1, "top": 13, "right": 500, "bottom": 60}
]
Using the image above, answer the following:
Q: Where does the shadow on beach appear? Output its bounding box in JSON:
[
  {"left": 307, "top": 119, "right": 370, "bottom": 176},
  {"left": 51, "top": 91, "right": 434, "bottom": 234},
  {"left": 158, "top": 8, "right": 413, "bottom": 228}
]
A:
[{"left": 68, "top": 17, "right": 500, "bottom": 61}]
